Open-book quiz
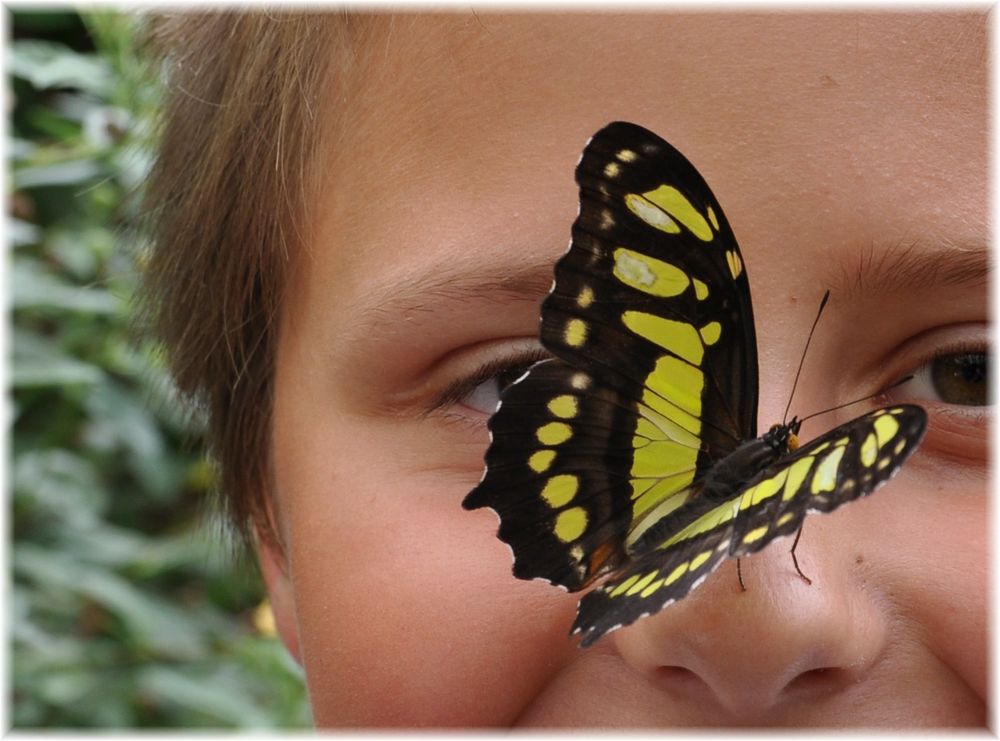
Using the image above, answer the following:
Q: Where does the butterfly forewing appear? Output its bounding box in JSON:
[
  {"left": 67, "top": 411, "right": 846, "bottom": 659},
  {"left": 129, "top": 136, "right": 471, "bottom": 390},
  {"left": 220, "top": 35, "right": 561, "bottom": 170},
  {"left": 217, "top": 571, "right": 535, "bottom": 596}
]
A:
[
  {"left": 571, "top": 404, "right": 927, "bottom": 646},
  {"left": 728, "top": 404, "right": 928, "bottom": 557},
  {"left": 543, "top": 122, "right": 759, "bottom": 460},
  {"left": 464, "top": 121, "right": 759, "bottom": 590}
]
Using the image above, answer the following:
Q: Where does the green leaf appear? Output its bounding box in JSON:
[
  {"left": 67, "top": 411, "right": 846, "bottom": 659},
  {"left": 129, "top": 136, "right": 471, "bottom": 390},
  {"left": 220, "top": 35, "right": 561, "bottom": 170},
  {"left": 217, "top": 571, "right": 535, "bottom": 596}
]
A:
[
  {"left": 14, "top": 547, "right": 209, "bottom": 659},
  {"left": 83, "top": 380, "right": 180, "bottom": 498},
  {"left": 12, "top": 259, "right": 121, "bottom": 314},
  {"left": 9, "top": 39, "right": 113, "bottom": 95},
  {"left": 13, "top": 448, "right": 107, "bottom": 526},
  {"left": 12, "top": 327, "right": 104, "bottom": 388},
  {"left": 10, "top": 217, "right": 42, "bottom": 247},
  {"left": 137, "top": 666, "right": 274, "bottom": 728},
  {"left": 48, "top": 225, "right": 116, "bottom": 279},
  {"left": 13, "top": 158, "right": 108, "bottom": 190}
]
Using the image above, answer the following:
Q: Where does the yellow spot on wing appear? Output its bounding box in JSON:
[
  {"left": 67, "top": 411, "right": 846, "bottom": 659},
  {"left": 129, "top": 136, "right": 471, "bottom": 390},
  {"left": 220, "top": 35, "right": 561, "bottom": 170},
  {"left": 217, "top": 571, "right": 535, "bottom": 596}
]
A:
[
  {"left": 699, "top": 321, "right": 722, "bottom": 346},
  {"left": 782, "top": 457, "right": 814, "bottom": 500},
  {"left": 693, "top": 278, "right": 709, "bottom": 300},
  {"left": 565, "top": 318, "right": 588, "bottom": 347},
  {"left": 577, "top": 286, "right": 595, "bottom": 308},
  {"left": 689, "top": 550, "right": 713, "bottom": 570},
  {"left": 625, "top": 193, "right": 681, "bottom": 234},
  {"left": 663, "top": 562, "right": 688, "bottom": 586},
  {"left": 613, "top": 248, "right": 690, "bottom": 297},
  {"left": 547, "top": 395, "right": 578, "bottom": 419},
  {"left": 706, "top": 205, "right": 719, "bottom": 231},
  {"left": 626, "top": 571, "right": 659, "bottom": 596},
  {"left": 644, "top": 355, "right": 704, "bottom": 419},
  {"left": 622, "top": 311, "right": 704, "bottom": 364},
  {"left": 616, "top": 148, "right": 637, "bottom": 162},
  {"left": 554, "top": 507, "right": 588, "bottom": 542},
  {"left": 640, "top": 577, "right": 666, "bottom": 598},
  {"left": 860, "top": 432, "right": 878, "bottom": 467},
  {"left": 630, "top": 185, "right": 714, "bottom": 241},
  {"left": 541, "top": 474, "right": 579, "bottom": 508},
  {"left": 663, "top": 498, "right": 736, "bottom": 547},
  {"left": 529, "top": 450, "right": 556, "bottom": 473},
  {"left": 874, "top": 414, "right": 899, "bottom": 447},
  {"left": 726, "top": 250, "right": 743, "bottom": 279},
  {"left": 743, "top": 525, "right": 769, "bottom": 544},
  {"left": 537, "top": 422, "right": 572, "bottom": 446},
  {"left": 631, "top": 473, "right": 695, "bottom": 524},
  {"left": 604, "top": 162, "right": 621, "bottom": 178},
  {"left": 812, "top": 446, "right": 846, "bottom": 493},
  {"left": 610, "top": 574, "right": 640, "bottom": 597},
  {"left": 744, "top": 468, "right": 789, "bottom": 508}
]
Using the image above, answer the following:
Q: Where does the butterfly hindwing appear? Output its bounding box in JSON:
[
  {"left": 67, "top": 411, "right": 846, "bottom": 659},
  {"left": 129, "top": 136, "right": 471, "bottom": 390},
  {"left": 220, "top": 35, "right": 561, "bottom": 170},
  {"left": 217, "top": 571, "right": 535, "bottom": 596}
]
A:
[
  {"left": 464, "top": 359, "right": 636, "bottom": 589},
  {"left": 571, "top": 493, "right": 738, "bottom": 647}
]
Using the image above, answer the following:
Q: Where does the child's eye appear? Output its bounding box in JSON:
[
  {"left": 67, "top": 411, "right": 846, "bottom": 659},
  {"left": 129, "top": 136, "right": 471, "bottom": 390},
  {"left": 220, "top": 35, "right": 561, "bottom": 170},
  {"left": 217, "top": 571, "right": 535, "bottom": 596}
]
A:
[
  {"left": 893, "top": 348, "right": 989, "bottom": 406},
  {"left": 433, "top": 349, "right": 549, "bottom": 416},
  {"left": 463, "top": 368, "right": 526, "bottom": 414}
]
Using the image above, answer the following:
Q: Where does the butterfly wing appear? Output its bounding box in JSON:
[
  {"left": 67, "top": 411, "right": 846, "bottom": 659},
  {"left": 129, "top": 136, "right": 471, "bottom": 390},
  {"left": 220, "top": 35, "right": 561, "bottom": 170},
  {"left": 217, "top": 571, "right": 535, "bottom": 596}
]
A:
[
  {"left": 571, "top": 404, "right": 928, "bottom": 646},
  {"left": 464, "top": 121, "right": 758, "bottom": 589},
  {"left": 728, "top": 404, "right": 929, "bottom": 556}
]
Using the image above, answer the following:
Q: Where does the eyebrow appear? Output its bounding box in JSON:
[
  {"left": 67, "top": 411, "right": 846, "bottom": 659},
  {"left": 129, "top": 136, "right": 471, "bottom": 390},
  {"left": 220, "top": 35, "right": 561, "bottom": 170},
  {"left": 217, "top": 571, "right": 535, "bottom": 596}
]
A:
[
  {"left": 829, "top": 239, "right": 990, "bottom": 297},
  {"left": 347, "top": 252, "right": 557, "bottom": 340},
  {"left": 347, "top": 237, "right": 989, "bottom": 346}
]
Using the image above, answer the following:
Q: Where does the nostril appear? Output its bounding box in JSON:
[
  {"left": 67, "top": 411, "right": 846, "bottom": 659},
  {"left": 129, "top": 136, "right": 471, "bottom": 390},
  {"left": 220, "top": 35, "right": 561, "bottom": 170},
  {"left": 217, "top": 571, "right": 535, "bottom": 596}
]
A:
[
  {"left": 786, "top": 666, "right": 851, "bottom": 694},
  {"left": 653, "top": 665, "right": 708, "bottom": 695},
  {"left": 656, "top": 665, "right": 698, "bottom": 682}
]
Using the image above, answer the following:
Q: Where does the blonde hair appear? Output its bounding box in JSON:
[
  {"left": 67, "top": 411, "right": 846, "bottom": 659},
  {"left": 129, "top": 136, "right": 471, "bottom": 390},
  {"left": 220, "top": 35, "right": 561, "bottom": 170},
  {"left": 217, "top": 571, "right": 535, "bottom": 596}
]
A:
[{"left": 140, "top": 12, "right": 344, "bottom": 547}]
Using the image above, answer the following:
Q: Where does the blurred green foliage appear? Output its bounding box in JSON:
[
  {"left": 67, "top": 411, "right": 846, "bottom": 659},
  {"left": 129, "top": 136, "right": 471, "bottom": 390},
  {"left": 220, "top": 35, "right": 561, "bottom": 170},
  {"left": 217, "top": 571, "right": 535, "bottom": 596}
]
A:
[{"left": 10, "top": 9, "right": 311, "bottom": 728}]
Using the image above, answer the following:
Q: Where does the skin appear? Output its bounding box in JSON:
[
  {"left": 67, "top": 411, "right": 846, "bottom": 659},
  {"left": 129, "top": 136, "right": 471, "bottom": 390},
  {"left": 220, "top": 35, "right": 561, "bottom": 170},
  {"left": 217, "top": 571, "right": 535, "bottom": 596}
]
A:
[{"left": 260, "top": 12, "right": 988, "bottom": 727}]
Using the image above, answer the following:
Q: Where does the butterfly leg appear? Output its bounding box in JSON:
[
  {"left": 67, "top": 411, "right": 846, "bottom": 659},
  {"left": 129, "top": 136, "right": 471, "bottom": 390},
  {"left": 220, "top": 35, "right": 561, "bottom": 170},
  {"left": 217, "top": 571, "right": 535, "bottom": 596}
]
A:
[
  {"left": 736, "top": 557, "right": 746, "bottom": 591},
  {"left": 790, "top": 524, "right": 813, "bottom": 585}
]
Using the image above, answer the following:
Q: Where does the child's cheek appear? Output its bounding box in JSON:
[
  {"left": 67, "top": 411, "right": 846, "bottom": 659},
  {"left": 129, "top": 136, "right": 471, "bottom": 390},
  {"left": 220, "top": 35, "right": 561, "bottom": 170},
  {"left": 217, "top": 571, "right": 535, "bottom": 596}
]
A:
[
  {"left": 856, "top": 467, "right": 987, "bottom": 703},
  {"left": 899, "top": 485, "right": 986, "bottom": 701},
  {"left": 276, "top": 417, "right": 581, "bottom": 726}
]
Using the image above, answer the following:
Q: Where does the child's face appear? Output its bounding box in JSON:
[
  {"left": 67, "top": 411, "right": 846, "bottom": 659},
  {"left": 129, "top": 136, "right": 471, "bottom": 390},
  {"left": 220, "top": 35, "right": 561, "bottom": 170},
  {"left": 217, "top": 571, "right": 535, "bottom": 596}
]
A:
[{"left": 262, "top": 13, "right": 987, "bottom": 727}]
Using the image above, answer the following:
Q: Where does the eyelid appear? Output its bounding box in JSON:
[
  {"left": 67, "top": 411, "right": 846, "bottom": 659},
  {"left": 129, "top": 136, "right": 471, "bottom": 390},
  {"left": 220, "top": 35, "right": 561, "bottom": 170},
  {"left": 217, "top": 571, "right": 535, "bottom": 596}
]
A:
[
  {"left": 883, "top": 330, "right": 990, "bottom": 405},
  {"left": 878, "top": 327, "right": 990, "bottom": 463},
  {"left": 869, "top": 322, "right": 986, "bottom": 394},
  {"left": 429, "top": 347, "right": 549, "bottom": 414}
]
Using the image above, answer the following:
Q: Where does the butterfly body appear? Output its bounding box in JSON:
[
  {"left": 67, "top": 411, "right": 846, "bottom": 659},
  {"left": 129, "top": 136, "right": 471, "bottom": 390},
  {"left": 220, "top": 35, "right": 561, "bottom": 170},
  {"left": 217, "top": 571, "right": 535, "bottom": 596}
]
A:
[{"left": 463, "top": 121, "right": 927, "bottom": 648}]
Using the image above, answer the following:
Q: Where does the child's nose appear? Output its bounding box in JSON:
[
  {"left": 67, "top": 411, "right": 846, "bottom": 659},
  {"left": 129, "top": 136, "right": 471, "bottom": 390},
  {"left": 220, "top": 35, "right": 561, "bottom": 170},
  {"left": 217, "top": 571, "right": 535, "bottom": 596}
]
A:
[{"left": 608, "top": 532, "right": 888, "bottom": 722}]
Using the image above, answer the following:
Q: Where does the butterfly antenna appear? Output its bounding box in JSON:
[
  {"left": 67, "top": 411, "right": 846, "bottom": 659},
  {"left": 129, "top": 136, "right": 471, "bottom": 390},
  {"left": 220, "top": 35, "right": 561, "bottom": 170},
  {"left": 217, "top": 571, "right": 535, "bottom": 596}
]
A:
[
  {"left": 782, "top": 290, "right": 831, "bottom": 424},
  {"left": 798, "top": 375, "right": 914, "bottom": 425}
]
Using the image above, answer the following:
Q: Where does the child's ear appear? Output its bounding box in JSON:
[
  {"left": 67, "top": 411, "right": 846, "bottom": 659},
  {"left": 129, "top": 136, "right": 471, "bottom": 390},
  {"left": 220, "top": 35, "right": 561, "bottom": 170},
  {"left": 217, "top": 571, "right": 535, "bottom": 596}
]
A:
[{"left": 256, "top": 532, "right": 302, "bottom": 664}]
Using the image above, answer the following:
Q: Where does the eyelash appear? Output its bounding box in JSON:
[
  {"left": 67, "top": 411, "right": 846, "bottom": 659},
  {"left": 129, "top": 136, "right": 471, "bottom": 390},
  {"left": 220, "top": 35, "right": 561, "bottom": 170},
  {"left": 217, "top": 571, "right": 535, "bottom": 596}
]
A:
[
  {"left": 430, "top": 348, "right": 550, "bottom": 414},
  {"left": 433, "top": 339, "right": 989, "bottom": 422},
  {"left": 887, "top": 339, "right": 990, "bottom": 407}
]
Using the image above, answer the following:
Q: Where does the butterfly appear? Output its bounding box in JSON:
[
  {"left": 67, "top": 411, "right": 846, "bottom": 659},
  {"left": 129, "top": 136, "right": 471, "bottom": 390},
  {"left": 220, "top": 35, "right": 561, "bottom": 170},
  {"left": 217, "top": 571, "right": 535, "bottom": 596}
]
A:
[{"left": 462, "top": 121, "right": 927, "bottom": 647}]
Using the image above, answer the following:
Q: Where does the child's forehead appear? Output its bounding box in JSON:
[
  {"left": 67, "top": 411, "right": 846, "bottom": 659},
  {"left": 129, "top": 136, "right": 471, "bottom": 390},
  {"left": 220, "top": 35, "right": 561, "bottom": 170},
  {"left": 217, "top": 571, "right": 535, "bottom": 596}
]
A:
[
  {"left": 294, "top": 13, "right": 986, "bottom": 348},
  {"left": 314, "top": 12, "right": 984, "bottom": 291},
  {"left": 335, "top": 12, "right": 984, "bottom": 191}
]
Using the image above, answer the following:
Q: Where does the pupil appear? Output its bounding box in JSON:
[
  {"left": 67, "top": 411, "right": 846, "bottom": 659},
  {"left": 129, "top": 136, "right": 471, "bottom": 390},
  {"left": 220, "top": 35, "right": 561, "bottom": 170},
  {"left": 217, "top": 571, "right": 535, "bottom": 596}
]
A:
[{"left": 931, "top": 352, "right": 989, "bottom": 406}]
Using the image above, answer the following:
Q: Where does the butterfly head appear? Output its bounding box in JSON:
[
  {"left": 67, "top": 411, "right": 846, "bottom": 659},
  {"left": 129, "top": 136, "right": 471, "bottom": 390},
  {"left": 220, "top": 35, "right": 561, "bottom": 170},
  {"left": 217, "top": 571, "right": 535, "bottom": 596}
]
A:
[{"left": 765, "top": 417, "right": 802, "bottom": 454}]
